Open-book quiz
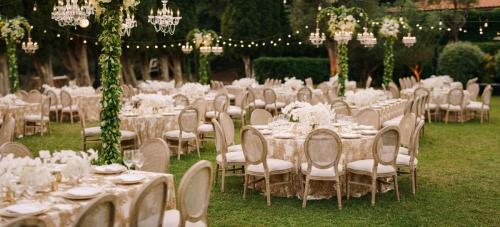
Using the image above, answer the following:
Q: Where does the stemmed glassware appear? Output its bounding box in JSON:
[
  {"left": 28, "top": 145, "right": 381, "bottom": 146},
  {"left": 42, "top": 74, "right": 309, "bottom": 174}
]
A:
[
  {"left": 133, "top": 150, "right": 144, "bottom": 171},
  {"left": 123, "top": 150, "right": 134, "bottom": 173}
]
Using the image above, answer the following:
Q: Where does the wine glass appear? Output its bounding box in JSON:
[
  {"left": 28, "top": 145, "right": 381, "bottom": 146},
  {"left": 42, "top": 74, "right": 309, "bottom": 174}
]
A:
[
  {"left": 133, "top": 150, "right": 144, "bottom": 171},
  {"left": 123, "top": 150, "right": 134, "bottom": 173}
]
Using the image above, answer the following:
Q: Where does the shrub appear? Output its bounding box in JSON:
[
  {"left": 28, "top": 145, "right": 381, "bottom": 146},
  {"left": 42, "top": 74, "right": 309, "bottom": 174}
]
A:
[
  {"left": 495, "top": 51, "right": 500, "bottom": 82},
  {"left": 253, "top": 57, "right": 330, "bottom": 83},
  {"left": 437, "top": 42, "right": 485, "bottom": 84},
  {"left": 476, "top": 42, "right": 500, "bottom": 55}
]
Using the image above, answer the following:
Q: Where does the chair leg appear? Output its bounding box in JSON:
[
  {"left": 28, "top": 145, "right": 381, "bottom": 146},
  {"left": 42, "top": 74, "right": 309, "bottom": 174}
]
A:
[
  {"left": 215, "top": 164, "right": 219, "bottom": 186},
  {"left": 265, "top": 175, "right": 271, "bottom": 206},
  {"left": 445, "top": 110, "right": 449, "bottom": 124},
  {"left": 221, "top": 167, "right": 226, "bottom": 193},
  {"left": 346, "top": 172, "right": 351, "bottom": 201},
  {"left": 427, "top": 109, "right": 431, "bottom": 123},
  {"left": 302, "top": 176, "right": 310, "bottom": 208},
  {"left": 411, "top": 168, "right": 416, "bottom": 196},
  {"left": 370, "top": 176, "right": 377, "bottom": 206},
  {"left": 243, "top": 174, "right": 248, "bottom": 200},
  {"left": 177, "top": 139, "right": 182, "bottom": 160},
  {"left": 195, "top": 138, "right": 201, "bottom": 159},
  {"left": 336, "top": 179, "right": 342, "bottom": 210},
  {"left": 480, "top": 109, "right": 484, "bottom": 124},
  {"left": 70, "top": 112, "right": 73, "bottom": 124},
  {"left": 393, "top": 175, "right": 400, "bottom": 202}
]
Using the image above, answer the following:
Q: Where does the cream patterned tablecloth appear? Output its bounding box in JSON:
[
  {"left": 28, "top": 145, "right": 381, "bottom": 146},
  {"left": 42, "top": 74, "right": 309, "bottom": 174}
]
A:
[
  {"left": 74, "top": 95, "right": 101, "bottom": 122},
  {"left": 0, "top": 103, "right": 41, "bottom": 137},
  {"left": 0, "top": 171, "right": 176, "bottom": 227},
  {"left": 120, "top": 113, "right": 179, "bottom": 143}
]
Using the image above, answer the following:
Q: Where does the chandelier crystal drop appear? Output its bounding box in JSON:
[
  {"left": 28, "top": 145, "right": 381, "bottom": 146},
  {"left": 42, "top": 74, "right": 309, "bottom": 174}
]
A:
[
  {"left": 309, "top": 22, "right": 326, "bottom": 47},
  {"left": 211, "top": 45, "right": 223, "bottom": 55},
  {"left": 148, "top": 0, "right": 182, "bottom": 36},
  {"left": 357, "top": 28, "right": 377, "bottom": 48},
  {"left": 402, "top": 33, "right": 417, "bottom": 47},
  {"left": 181, "top": 41, "right": 193, "bottom": 54},
  {"left": 22, "top": 37, "right": 39, "bottom": 55},
  {"left": 334, "top": 31, "right": 352, "bottom": 45},
  {"left": 51, "top": 0, "right": 94, "bottom": 27},
  {"left": 199, "top": 46, "right": 212, "bottom": 55},
  {"left": 121, "top": 12, "right": 137, "bottom": 37}
]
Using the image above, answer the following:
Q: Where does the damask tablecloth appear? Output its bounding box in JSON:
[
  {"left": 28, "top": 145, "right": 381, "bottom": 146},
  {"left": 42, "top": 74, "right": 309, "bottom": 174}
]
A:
[
  {"left": 0, "top": 103, "right": 41, "bottom": 137},
  {"left": 0, "top": 171, "right": 176, "bottom": 227},
  {"left": 120, "top": 113, "right": 179, "bottom": 143}
]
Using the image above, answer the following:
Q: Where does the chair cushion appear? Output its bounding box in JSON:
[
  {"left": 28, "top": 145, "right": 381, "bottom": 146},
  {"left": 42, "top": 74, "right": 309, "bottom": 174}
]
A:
[
  {"left": 265, "top": 102, "right": 286, "bottom": 109},
  {"left": 164, "top": 130, "right": 196, "bottom": 139},
  {"left": 383, "top": 115, "right": 403, "bottom": 127},
  {"left": 426, "top": 103, "right": 437, "bottom": 110},
  {"left": 396, "top": 154, "right": 418, "bottom": 166},
  {"left": 163, "top": 209, "right": 206, "bottom": 227},
  {"left": 300, "top": 163, "right": 344, "bottom": 177},
  {"left": 205, "top": 111, "right": 216, "bottom": 119},
  {"left": 249, "top": 99, "right": 265, "bottom": 108},
  {"left": 228, "top": 93, "right": 236, "bottom": 100},
  {"left": 198, "top": 123, "right": 214, "bottom": 132},
  {"left": 49, "top": 105, "right": 62, "bottom": 111},
  {"left": 398, "top": 146, "right": 409, "bottom": 155},
  {"left": 120, "top": 130, "right": 137, "bottom": 140},
  {"left": 228, "top": 144, "right": 242, "bottom": 153},
  {"left": 84, "top": 127, "right": 101, "bottom": 136},
  {"left": 24, "top": 114, "right": 49, "bottom": 122},
  {"left": 466, "top": 101, "right": 489, "bottom": 111},
  {"left": 439, "top": 104, "right": 462, "bottom": 111},
  {"left": 228, "top": 106, "right": 242, "bottom": 115},
  {"left": 61, "top": 105, "right": 79, "bottom": 112},
  {"left": 216, "top": 151, "right": 245, "bottom": 163},
  {"left": 347, "top": 159, "right": 396, "bottom": 174},
  {"left": 247, "top": 159, "right": 294, "bottom": 173}
]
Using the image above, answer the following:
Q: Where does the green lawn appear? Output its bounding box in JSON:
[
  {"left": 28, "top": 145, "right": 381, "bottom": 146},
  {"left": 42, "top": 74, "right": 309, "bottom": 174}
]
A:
[{"left": 18, "top": 98, "right": 500, "bottom": 226}]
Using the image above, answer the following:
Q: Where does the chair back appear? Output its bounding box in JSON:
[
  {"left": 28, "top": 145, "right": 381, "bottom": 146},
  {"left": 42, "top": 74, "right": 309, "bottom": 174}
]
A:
[
  {"left": 241, "top": 126, "right": 268, "bottom": 166},
  {"left": 178, "top": 160, "right": 213, "bottom": 226},
  {"left": 399, "top": 78, "right": 405, "bottom": 89},
  {"left": 121, "top": 85, "right": 130, "bottom": 99},
  {"left": 235, "top": 91, "right": 248, "bottom": 109},
  {"left": 447, "top": 88, "right": 464, "bottom": 107},
  {"left": 0, "top": 142, "right": 32, "bottom": 158},
  {"left": 27, "top": 90, "right": 43, "bottom": 103},
  {"left": 212, "top": 118, "right": 228, "bottom": 163},
  {"left": 414, "top": 87, "right": 430, "bottom": 98},
  {"left": 41, "top": 98, "right": 51, "bottom": 119},
  {"left": 297, "top": 87, "right": 312, "bottom": 103},
  {"left": 250, "top": 109, "right": 272, "bottom": 125},
  {"left": 139, "top": 138, "right": 170, "bottom": 173},
  {"left": 0, "top": 114, "right": 15, "bottom": 145},
  {"left": 263, "top": 88, "right": 277, "bottom": 105},
  {"left": 388, "top": 82, "right": 400, "bottom": 99},
  {"left": 365, "top": 76, "right": 372, "bottom": 89},
  {"left": 173, "top": 94, "right": 189, "bottom": 107},
  {"left": 192, "top": 98, "right": 207, "bottom": 123},
  {"left": 78, "top": 107, "right": 88, "bottom": 131},
  {"left": 410, "top": 96, "right": 421, "bottom": 115},
  {"left": 15, "top": 90, "right": 29, "bottom": 101},
  {"left": 398, "top": 113, "right": 416, "bottom": 147},
  {"left": 74, "top": 194, "right": 117, "bottom": 227},
  {"left": 60, "top": 90, "right": 73, "bottom": 108},
  {"left": 331, "top": 100, "right": 351, "bottom": 116},
  {"left": 219, "top": 112, "right": 235, "bottom": 146},
  {"left": 372, "top": 126, "right": 400, "bottom": 167},
  {"left": 4, "top": 216, "right": 47, "bottom": 227},
  {"left": 410, "top": 76, "right": 417, "bottom": 85},
  {"left": 129, "top": 176, "right": 168, "bottom": 227},
  {"left": 327, "top": 88, "right": 338, "bottom": 104},
  {"left": 178, "top": 107, "right": 199, "bottom": 133},
  {"left": 354, "top": 108, "right": 380, "bottom": 129},
  {"left": 305, "top": 77, "right": 313, "bottom": 89},
  {"left": 303, "top": 129, "right": 342, "bottom": 173},
  {"left": 213, "top": 93, "right": 229, "bottom": 118},
  {"left": 481, "top": 84, "right": 493, "bottom": 106},
  {"left": 127, "top": 85, "right": 136, "bottom": 97},
  {"left": 409, "top": 120, "right": 424, "bottom": 161},
  {"left": 466, "top": 82, "right": 479, "bottom": 101},
  {"left": 44, "top": 90, "right": 59, "bottom": 108},
  {"left": 317, "top": 82, "right": 329, "bottom": 95}
]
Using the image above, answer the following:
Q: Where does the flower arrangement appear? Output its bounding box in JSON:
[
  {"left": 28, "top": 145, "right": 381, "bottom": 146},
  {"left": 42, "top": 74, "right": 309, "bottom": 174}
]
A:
[
  {"left": 328, "top": 14, "right": 357, "bottom": 35},
  {"left": 283, "top": 102, "right": 334, "bottom": 134},
  {"left": 131, "top": 94, "right": 173, "bottom": 110},
  {"left": 179, "top": 82, "right": 210, "bottom": 100},
  {"left": 345, "top": 88, "right": 386, "bottom": 107},
  {"left": 45, "top": 149, "right": 98, "bottom": 182},
  {"left": 0, "top": 17, "right": 30, "bottom": 92},
  {"left": 379, "top": 18, "right": 400, "bottom": 38},
  {"left": 0, "top": 94, "right": 24, "bottom": 105},
  {"left": 281, "top": 101, "right": 311, "bottom": 117},
  {"left": 283, "top": 77, "right": 304, "bottom": 91},
  {"left": 232, "top": 78, "right": 257, "bottom": 88},
  {"left": 138, "top": 80, "right": 175, "bottom": 91}
]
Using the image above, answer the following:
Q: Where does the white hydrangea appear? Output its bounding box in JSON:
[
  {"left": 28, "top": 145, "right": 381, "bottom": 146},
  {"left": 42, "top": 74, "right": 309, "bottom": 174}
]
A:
[{"left": 379, "top": 18, "right": 400, "bottom": 38}]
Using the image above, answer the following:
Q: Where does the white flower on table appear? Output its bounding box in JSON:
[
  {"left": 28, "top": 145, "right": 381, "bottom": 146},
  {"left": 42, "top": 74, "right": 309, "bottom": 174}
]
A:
[
  {"left": 283, "top": 77, "right": 304, "bottom": 91},
  {"left": 232, "top": 78, "right": 257, "bottom": 88}
]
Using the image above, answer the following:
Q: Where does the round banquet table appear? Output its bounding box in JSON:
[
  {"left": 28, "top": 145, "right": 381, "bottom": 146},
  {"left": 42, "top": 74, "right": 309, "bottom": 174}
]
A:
[{"left": 120, "top": 112, "right": 179, "bottom": 143}]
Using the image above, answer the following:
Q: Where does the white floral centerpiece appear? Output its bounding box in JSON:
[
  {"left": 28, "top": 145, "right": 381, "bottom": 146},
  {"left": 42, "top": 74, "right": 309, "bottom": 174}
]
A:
[
  {"left": 420, "top": 75, "right": 453, "bottom": 90},
  {"left": 62, "top": 86, "right": 96, "bottom": 96},
  {"left": 0, "top": 154, "right": 55, "bottom": 195},
  {"left": 379, "top": 18, "right": 400, "bottom": 38},
  {"left": 51, "top": 149, "right": 98, "bottom": 183},
  {"left": 232, "top": 78, "right": 257, "bottom": 88},
  {"left": 328, "top": 14, "right": 357, "bottom": 35},
  {"left": 138, "top": 80, "right": 175, "bottom": 92},
  {"left": 345, "top": 88, "right": 387, "bottom": 107},
  {"left": 283, "top": 102, "right": 334, "bottom": 134},
  {"left": 131, "top": 94, "right": 173, "bottom": 112},
  {"left": 0, "top": 94, "right": 24, "bottom": 105},
  {"left": 283, "top": 77, "right": 304, "bottom": 91},
  {"left": 179, "top": 83, "right": 210, "bottom": 100}
]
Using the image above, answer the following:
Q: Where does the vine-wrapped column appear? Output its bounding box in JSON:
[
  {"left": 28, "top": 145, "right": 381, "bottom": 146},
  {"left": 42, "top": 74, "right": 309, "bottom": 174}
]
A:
[
  {"left": 337, "top": 43, "right": 348, "bottom": 96},
  {"left": 383, "top": 38, "right": 395, "bottom": 86},
  {"left": 5, "top": 41, "right": 19, "bottom": 92},
  {"left": 98, "top": 3, "right": 123, "bottom": 164},
  {"left": 199, "top": 54, "right": 209, "bottom": 84}
]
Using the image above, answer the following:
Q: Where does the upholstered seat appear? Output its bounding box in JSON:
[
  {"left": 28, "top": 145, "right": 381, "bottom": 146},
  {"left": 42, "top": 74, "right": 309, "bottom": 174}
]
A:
[
  {"left": 396, "top": 154, "right": 418, "bottom": 166},
  {"left": 249, "top": 99, "right": 265, "bottom": 108},
  {"left": 228, "top": 144, "right": 242, "bottom": 152},
  {"left": 228, "top": 106, "right": 243, "bottom": 115},
  {"left": 49, "top": 105, "right": 62, "bottom": 111},
  {"left": 216, "top": 151, "right": 245, "bottom": 164},
  {"left": 163, "top": 209, "right": 206, "bottom": 227},
  {"left": 247, "top": 159, "right": 294, "bottom": 173},
  {"left": 120, "top": 130, "right": 137, "bottom": 139},
  {"left": 300, "top": 163, "right": 344, "bottom": 177},
  {"left": 24, "top": 114, "right": 49, "bottom": 122},
  {"left": 228, "top": 93, "right": 236, "bottom": 100},
  {"left": 61, "top": 105, "right": 79, "bottom": 112},
  {"left": 205, "top": 111, "right": 216, "bottom": 119},
  {"left": 398, "top": 146, "right": 409, "bottom": 155},
  {"left": 347, "top": 159, "right": 396, "bottom": 174},
  {"left": 197, "top": 123, "right": 214, "bottom": 132},
  {"left": 164, "top": 130, "right": 196, "bottom": 139},
  {"left": 439, "top": 104, "right": 462, "bottom": 111},
  {"left": 466, "top": 101, "right": 489, "bottom": 110},
  {"left": 383, "top": 115, "right": 403, "bottom": 127},
  {"left": 426, "top": 103, "right": 438, "bottom": 110},
  {"left": 84, "top": 127, "right": 101, "bottom": 136},
  {"left": 265, "top": 102, "right": 285, "bottom": 109}
]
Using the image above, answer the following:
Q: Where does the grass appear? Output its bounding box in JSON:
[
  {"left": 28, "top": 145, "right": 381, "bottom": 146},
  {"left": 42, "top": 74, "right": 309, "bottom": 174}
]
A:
[{"left": 18, "top": 98, "right": 500, "bottom": 226}]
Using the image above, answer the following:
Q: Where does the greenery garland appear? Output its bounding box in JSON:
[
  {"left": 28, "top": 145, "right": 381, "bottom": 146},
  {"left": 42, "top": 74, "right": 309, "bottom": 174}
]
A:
[
  {"left": 338, "top": 44, "right": 348, "bottom": 96},
  {"left": 378, "top": 16, "right": 410, "bottom": 86},
  {"left": 0, "top": 17, "right": 30, "bottom": 92},
  {"left": 383, "top": 38, "right": 395, "bottom": 86},
  {"left": 199, "top": 54, "right": 210, "bottom": 84},
  {"left": 97, "top": 2, "right": 123, "bottom": 164},
  {"left": 5, "top": 42, "right": 19, "bottom": 91},
  {"left": 187, "top": 29, "right": 219, "bottom": 84}
]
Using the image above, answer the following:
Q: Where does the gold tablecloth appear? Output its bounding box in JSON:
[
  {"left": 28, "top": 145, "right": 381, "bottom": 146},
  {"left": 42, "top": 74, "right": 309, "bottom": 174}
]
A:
[
  {"left": 0, "top": 171, "right": 176, "bottom": 227},
  {"left": 351, "top": 100, "right": 408, "bottom": 124},
  {"left": 0, "top": 103, "right": 41, "bottom": 137},
  {"left": 120, "top": 113, "right": 179, "bottom": 143},
  {"left": 74, "top": 95, "right": 101, "bottom": 122}
]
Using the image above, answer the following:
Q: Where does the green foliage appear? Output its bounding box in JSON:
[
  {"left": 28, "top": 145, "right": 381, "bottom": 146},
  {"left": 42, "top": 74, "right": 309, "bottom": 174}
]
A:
[
  {"left": 199, "top": 54, "right": 210, "bottom": 84},
  {"left": 253, "top": 57, "right": 329, "bottom": 83},
  {"left": 98, "top": 2, "right": 123, "bottom": 164},
  {"left": 338, "top": 44, "right": 348, "bottom": 96},
  {"left": 0, "top": 16, "right": 30, "bottom": 92},
  {"left": 476, "top": 42, "right": 500, "bottom": 55},
  {"left": 6, "top": 42, "right": 18, "bottom": 91},
  {"left": 437, "top": 42, "right": 485, "bottom": 84},
  {"left": 495, "top": 51, "right": 500, "bottom": 82},
  {"left": 383, "top": 38, "right": 395, "bottom": 86}
]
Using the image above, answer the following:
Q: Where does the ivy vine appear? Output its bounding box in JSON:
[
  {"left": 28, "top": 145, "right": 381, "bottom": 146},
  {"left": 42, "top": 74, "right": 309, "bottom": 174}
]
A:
[
  {"left": 383, "top": 38, "right": 395, "bottom": 86},
  {"left": 6, "top": 42, "right": 19, "bottom": 91},
  {"left": 199, "top": 54, "right": 210, "bottom": 84},
  {"left": 338, "top": 44, "right": 348, "bottom": 96},
  {"left": 0, "top": 16, "right": 30, "bottom": 92}
]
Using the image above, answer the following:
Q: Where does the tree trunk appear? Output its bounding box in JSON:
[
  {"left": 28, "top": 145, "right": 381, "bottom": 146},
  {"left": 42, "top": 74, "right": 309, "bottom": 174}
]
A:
[
  {"left": 171, "top": 56, "right": 183, "bottom": 87},
  {"left": 0, "top": 52, "right": 9, "bottom": 95},
  {"left": 158, "top": 54, "right": 170, "bottom": 81},
  {"left": 327, "top": 44, "right": 339, "bottom": 76},
  {"left": 139, "top": 53, "right": 151, "bottom": 81},
  {"left": 59, "top": 39, "right": 91, "bottom": 86},
  {"left": 120, "top": 54, "right": 137, "bottom": 86},
  {"left": 33, "top": 57, "right": 54, "bottom": 86},
  {"left": 242, "top": 55, "right": 253, "bottom": 78}
]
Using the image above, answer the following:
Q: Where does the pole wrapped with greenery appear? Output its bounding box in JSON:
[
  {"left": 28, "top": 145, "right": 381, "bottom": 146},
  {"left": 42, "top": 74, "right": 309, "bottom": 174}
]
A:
[
  {"left": 198, "top": 54, "right": 210, "bottom": 84},
  {"left": 187, "top": 29, "right": 219, "bottom": 84},
  {"left": 0, "top": 17, "right": 30, "bottom": 92},
  {"left": 337, "top": 43, "right": 348, "bottom": 95},
  {"left": 383, "top": 38, "right": 395, "bottom": 86}
]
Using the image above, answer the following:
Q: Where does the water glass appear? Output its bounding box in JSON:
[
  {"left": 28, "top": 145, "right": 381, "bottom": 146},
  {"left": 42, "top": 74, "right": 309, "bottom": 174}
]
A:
[
  {"left": 133, "top": 150, "right": 145, "bottom": 170},
  {"left": 123, "top": 150, "right": 134, "bottom": 172}
]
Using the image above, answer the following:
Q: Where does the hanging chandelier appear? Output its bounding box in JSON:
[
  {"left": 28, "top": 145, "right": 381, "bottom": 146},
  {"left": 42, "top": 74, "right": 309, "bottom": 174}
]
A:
[
  {"left": 22, "top": 36, "right": 38, "bottom": 55},
  {"left": 334, "top": 31, "right": 352, "bottom": 45},
  {"left": 211, "top": 45, "right": 223, "bottom": 55},
  {"left": 199, "top": 46, "right": 212, "bottom": 55},
  {"left": 309, "top": 22, "right": 326, "bottom": 47},
  {"left": 148, "top": 0, "right": 182, "bottom": 36},
  {"left": 402, "top": 33, "right": 417, "bottom": 47},
  {"left": 181, "top": 41, "right": 193, "bottom": 54},
  {"left": 121, "top": 12, "right": 137, "bottom": 37},
  {"left": 357, "top": 28, "right": 377, "bottom": 48},
  {"left": 51, "top": 0, "right": 94, "bottom": 27}
]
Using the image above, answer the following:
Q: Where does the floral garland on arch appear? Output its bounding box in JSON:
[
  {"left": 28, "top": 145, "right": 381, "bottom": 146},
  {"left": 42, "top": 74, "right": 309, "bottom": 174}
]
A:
[
  {"left": 317, "top": 6, "right": 368, "bottom": 96},
  {"left": 0, "top": 17, "right": 31, "bottom": 92},
  {"left": 187, "top": 29, "right": 219, "bottom": 85}
]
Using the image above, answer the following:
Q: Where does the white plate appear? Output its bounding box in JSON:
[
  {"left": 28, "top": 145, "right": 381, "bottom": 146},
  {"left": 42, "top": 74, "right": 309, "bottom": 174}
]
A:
[
  {"left": 360, "top": 130, "right": 378, "bottom": 135},
  {"left": 357, "top": 125, "right": 375, "bottom": 130},
  {"left": 94, "top": 164, "right": 126, "bottom": 174},
  {"left": 174, "top": 106, "right": 185, "bottom": 111},
  {"left": 252, "top": 125, "right": 268, "bottom": 130},
  {"left": 341, "top": 133, "right": 361, "bottom": 139},
  {"left": 63, "top": 187, "right": 102, "bottom": 200},
  {"left": 162, "top": 112, "right": 177, "bottom": 116},
  {"left": 114, "top": 174, "right": 145, "bottom": 185},
  {"left": 260, "top": 129, "right": 272, "bottom": 135},
  {"left": 0, "top": 203, "right": 47, "bottom": 218},
  {"left": 273, "top": 133, "right": 295, "bottom": 139},
  {"left": 371, "top": 105, "right": 383, "bottom": 108},
  {"left": 122, "top": 113, "right": 139, "bottom": 117}
]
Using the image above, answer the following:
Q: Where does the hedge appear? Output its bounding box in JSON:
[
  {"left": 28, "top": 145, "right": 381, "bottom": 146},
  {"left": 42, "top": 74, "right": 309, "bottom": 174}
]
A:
[
  {"left": 476, "top": 42, "right": 500, "bottom": 55},
  {"left": 437, "top": 42, "right": 485, "bottom": 85},
  {"left": 495, "top": 51, "right": 500, "bottom": 82},
  {"left": 253, "top": 57, "right": 330, "bottom": 83}
]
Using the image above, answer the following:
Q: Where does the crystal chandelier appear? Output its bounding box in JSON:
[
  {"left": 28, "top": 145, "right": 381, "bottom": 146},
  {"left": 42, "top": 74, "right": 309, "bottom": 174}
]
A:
[
  {"left": 334, "top": 31, "right": 352, "bottom": 45},
  {"left": 22, "top": 35, "right": 38, "bottom": 55},
  {"left": 51, "top": 0, "right": 94, "bottom": 27},
  {"left": 181, "top": 41, "right": 193, "bottom": 54},
  {"left": 402, "top": 33, "right": 417, "bottom": 47},
  {"left": 200, "top": 46, "right": 212, "bottom": 55},
  {"left": 121, "top": 12, "right": 137, "bottom": 37},
  {"left": 357, "top": 28, "right": 377, "bottom": 48},
  {"left": 309, "top": 22, "right": 326, "bottom": 47},
  {"left": 148, "top": 0, "right": 182, "bottom": 36},
  {"left": 211, "top": 45, "right": 223, "bottom": 55}
]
